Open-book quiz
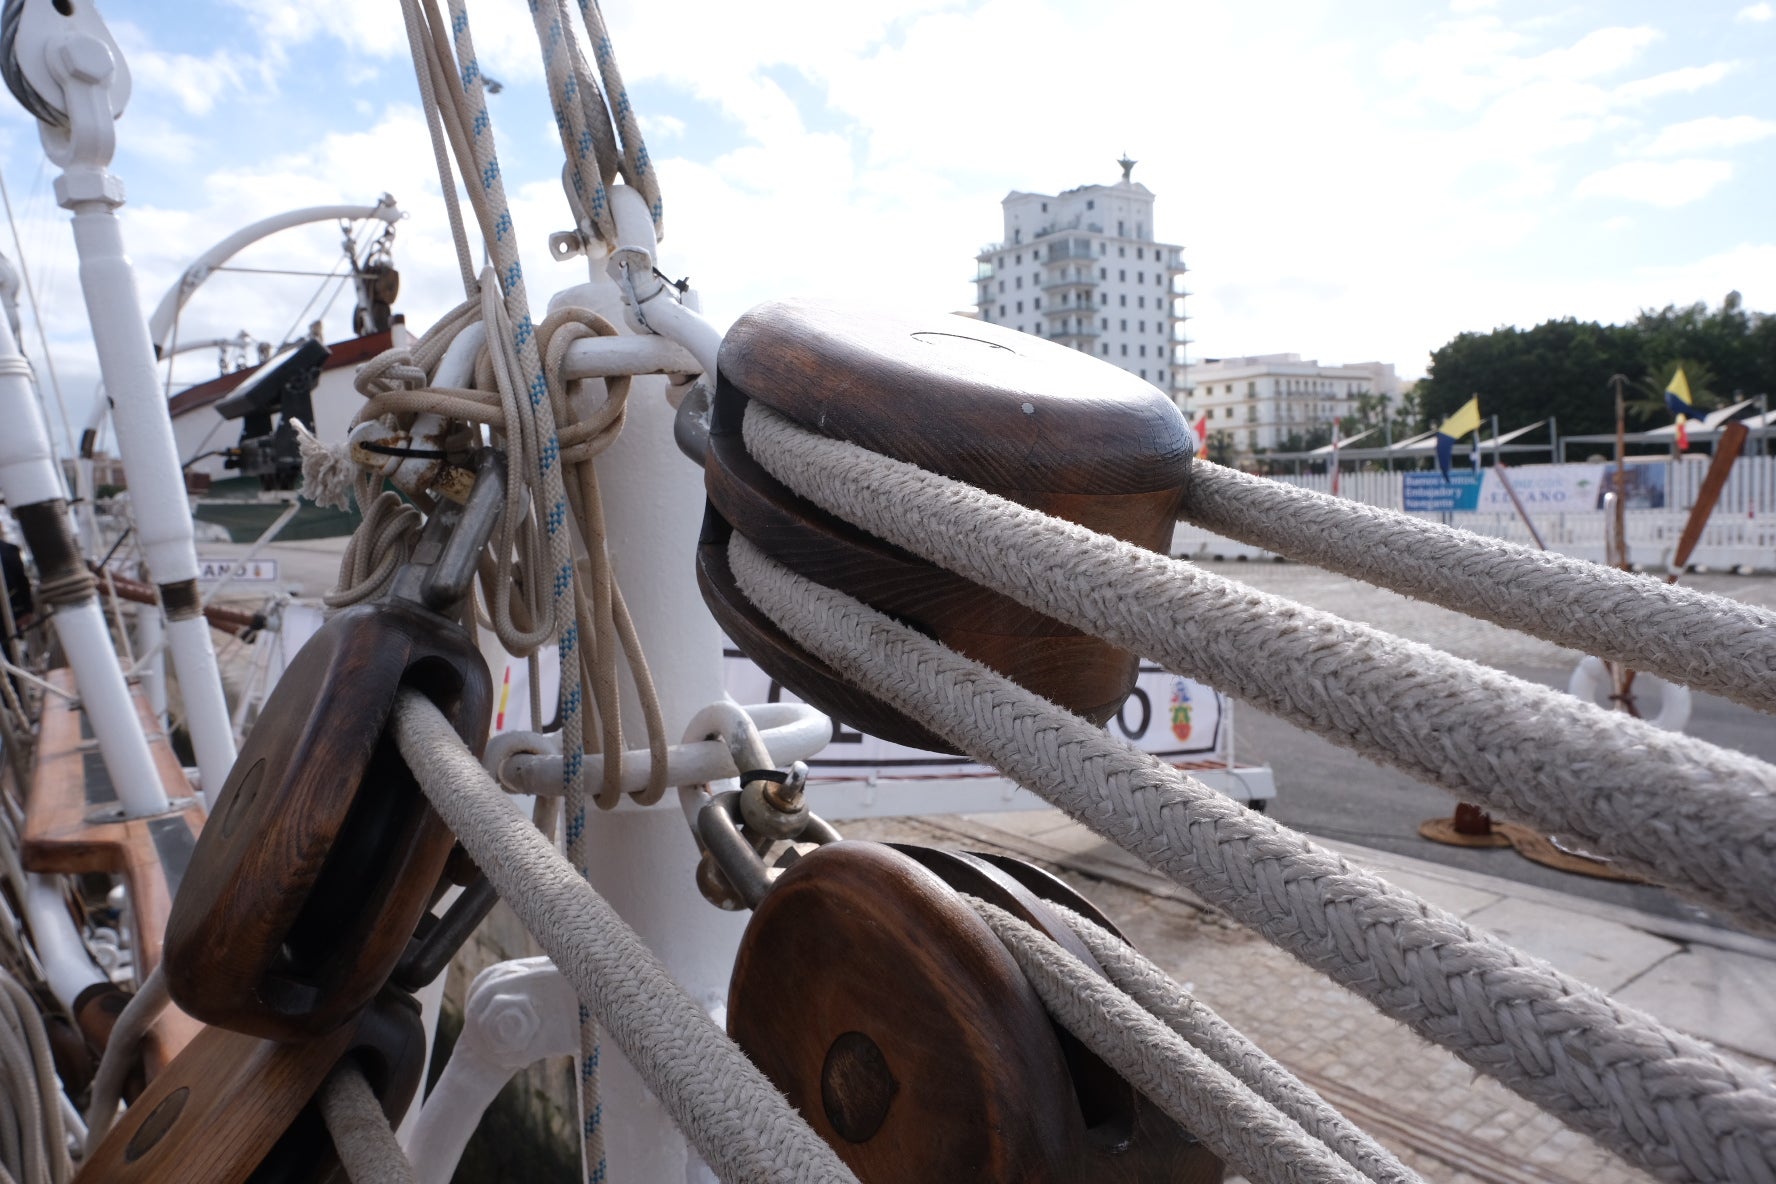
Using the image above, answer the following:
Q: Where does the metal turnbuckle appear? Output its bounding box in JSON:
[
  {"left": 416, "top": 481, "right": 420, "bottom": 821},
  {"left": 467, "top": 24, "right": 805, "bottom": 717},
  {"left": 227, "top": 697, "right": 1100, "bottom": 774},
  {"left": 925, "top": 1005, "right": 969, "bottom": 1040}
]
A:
[{"left": 164, "top": 451, "right": 505, "bottom": 1041}]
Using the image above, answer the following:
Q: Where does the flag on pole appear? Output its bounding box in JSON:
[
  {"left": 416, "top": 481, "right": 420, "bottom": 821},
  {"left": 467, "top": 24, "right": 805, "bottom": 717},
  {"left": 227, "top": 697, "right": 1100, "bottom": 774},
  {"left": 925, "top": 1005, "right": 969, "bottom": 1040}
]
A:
[
  {"left": 1192, "top": 412, "right": 1209, "bottom": 459},
  {"left": 1330, "top": 431, "right": 1342, "bottom": 497},
  {"left": 1434, "top": 396, "right": 1481, "bottom": 481},
  {"left": 1665, "top": 367, "right": 1693, "bottom": 451}
]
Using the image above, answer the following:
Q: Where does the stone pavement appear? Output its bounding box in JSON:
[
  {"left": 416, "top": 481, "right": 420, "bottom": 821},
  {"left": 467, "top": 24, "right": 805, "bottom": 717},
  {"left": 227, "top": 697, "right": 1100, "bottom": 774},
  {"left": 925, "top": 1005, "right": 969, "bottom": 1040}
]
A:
[{"left": 839, "top": 808, "right": 1776, "bottom": 1184}]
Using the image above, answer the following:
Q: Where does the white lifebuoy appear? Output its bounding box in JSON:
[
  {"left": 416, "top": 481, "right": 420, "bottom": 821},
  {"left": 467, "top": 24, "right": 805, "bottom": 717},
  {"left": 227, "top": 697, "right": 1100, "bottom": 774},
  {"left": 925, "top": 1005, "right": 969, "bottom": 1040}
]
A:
[{"left": 1567, "top": 656, "right": 1692, "bottom": 733}]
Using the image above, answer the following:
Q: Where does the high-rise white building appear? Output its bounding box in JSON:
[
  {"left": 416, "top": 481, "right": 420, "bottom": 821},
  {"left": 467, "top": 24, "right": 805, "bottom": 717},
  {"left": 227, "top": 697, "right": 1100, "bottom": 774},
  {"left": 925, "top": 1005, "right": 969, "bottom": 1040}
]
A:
[
  {"left": 1185, "top": 353, "right": 1402, "bottom": 456},
  {"left": 975, "top": 158, "right": 1187, "bottom": 399}
]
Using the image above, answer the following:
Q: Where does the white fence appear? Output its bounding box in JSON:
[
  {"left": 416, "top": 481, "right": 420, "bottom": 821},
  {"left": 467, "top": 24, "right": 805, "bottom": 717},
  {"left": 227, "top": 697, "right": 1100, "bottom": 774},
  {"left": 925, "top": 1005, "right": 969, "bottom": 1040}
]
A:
[{"left": 1180, "top": 456, "right": 1776, "bottom": 572}]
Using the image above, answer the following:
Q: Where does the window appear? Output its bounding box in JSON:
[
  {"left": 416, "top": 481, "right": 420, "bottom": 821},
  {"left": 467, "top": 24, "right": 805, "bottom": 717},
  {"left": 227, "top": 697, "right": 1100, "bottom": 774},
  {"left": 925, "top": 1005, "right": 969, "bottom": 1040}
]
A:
[
  {"left": 1033, "top": 297, "right": 1041, "bottom": 309},
  {"left": 1225, "top": 385, "right": 1233, "bottom": 394},
  {"left": 1120, "top": 319, "right": 1127, "bottom": 330},
  {"left": 998, "top": 281, "right": 1004, "bottom": 294},
  {"left": 1140, "top": 369, "right": 1147, "bottom": 379},
  {"left": 1119, "top": 295, "right": 1127, "bottom": 307},
  {"left": 1157, "top": 274, "right": 1164, "bottom": 287},
  {"left": 1121, "top": 344, "right": 1128, "bottom": 356},
  {"left": 1137, "top": 248, "right": 1145, "bottom": 260},
  {"left": 1100, "top": 317, "right": 1108, "bottom": 329},
  {"left": 1118, "top": 246, "right": 1127, "bottom": 258},
  {"left": 1041, "top": 201, "right": 1048, "bottom": 212},
  {"left": 1087, "top": 199, "right": 1095, "bottom": 209},
  {"left": 1159, "top": 369, "right": 1167, "bottom": 382},
  {"left": 1137, "top": 271, "right": 1145, "bottom": 283},
  {"left": 1248, "top": 381, "right": 1257, "bottom": 395},
  {"left": 1118, "top": 220, "right": 1125, "bottom": 235},
  {"left": 1015, "top": 277, "right": 1022, "bottom": 289},
  {"left": 1138, "top": 296, "right": 1145, "bottom": 309},
  {"left": 1016, "top": 300, "right": 1023, "bottom": 313},
  {"left": 1099, "top": 267, "right": 1107, "bottom": 280},
  {"left": 1099, "top": 242, "right": 1108, "bottom": 256},
  {"left": 1119, "top": 270, "right": 1126, "bottom": 281},
  {"left": 999, "top": 304, "right": 1006, "bottom": 317},
  {"left": 1140, "top": 345, "right": 1147, "bottom": 357},
  {"left": 1101, "top": 343, "right": 1109, "bottom": 355},
  {"left": 1137, "top": 222, "right": 1145, "bottom": 238},
  {"left": 1099, "top": 292, "right": 1108, "bottom": 306},
  {"left": 1015, "top": 254, "right": 1022, "bottom": 265},
  {"left": 1139, "top": 320, "right": 1146, "bottom": 333}
]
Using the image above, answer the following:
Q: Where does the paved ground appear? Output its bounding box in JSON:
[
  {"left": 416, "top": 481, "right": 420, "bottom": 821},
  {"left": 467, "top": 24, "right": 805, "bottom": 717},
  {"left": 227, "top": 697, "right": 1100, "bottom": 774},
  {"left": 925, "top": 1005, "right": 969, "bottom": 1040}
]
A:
[{"left": 842, "top": 807, "right": 1776, "bottom": 1184}]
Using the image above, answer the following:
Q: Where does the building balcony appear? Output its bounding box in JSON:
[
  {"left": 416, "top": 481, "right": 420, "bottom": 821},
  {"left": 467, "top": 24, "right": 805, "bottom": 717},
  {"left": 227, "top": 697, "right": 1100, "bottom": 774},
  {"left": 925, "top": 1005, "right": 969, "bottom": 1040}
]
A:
[
  {"left": 975, "top": 263, "right": 995, "bottom": 281},
  {"left": 1041, "top": 274, "right": 1097, "bottom": 292},
  {"left": 1043, "top": 303, "right": 1096, "bottom": 318},
  {"left": 1047, "top": 325, "right": 1101, "bottom": 341}
]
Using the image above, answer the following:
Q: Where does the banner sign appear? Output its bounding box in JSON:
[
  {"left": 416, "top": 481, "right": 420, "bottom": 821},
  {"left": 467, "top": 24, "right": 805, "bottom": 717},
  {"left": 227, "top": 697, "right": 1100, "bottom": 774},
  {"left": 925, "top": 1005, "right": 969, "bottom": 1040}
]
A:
[
  {"left": 721, "top": 650, "right": 1226, "bottom": 778},
  {"left": 1402, "top": 471, "right": 1481, "bottom": 511},
  {"left": 1403, "top": 463, "right": 1667, "bottom": 513}
]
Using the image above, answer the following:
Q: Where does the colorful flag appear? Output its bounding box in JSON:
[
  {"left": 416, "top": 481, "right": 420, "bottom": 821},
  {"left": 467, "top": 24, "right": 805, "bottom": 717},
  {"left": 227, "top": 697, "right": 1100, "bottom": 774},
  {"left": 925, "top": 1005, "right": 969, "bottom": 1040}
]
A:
[
  {"left": 1434, "top": 396, "right": 1481, "bottom": 481},
  {"left": 1192, "top": 412, "right": 1209, "bottom": 459},
  {"left": 1330, "top": 431, "right": 1342, "bottom": 497},
  {"left": 1665, "top": 367, "right": 1692, "bottom": 451}
]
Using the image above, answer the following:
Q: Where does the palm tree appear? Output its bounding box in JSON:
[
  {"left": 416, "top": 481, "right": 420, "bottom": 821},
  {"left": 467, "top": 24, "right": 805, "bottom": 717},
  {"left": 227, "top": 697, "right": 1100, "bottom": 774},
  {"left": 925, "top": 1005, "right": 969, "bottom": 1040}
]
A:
[{"left": 1628, "top": 359, "right": 1718, "bottom": 425}]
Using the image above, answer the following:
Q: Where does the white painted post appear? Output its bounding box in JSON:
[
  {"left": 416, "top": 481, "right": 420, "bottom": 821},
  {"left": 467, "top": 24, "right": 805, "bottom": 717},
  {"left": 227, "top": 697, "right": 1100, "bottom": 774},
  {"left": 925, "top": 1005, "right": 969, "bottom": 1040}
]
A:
[
  {"left": 544, "top": 203, "right": 744, "bottom": 1182},
  {"left": 26, "top": 11, "right": 236, "bottom": 799}
]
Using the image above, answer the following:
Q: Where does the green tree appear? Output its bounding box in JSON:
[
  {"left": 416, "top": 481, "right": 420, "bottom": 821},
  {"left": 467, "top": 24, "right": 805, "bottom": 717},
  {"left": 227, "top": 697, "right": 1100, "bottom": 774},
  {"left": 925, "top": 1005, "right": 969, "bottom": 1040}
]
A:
[
  {"left": 1627, "top": 358, "right": 1718, "bottom": 426},
  {"left": 1206, "top": 429, "right": 1236, "bottom": 466}
]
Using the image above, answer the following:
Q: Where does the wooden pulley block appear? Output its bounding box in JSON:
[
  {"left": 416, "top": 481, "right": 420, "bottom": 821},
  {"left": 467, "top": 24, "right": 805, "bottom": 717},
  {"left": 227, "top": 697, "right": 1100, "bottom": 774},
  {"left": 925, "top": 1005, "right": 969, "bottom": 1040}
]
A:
[
  {"left": 166, "top": 456, "right": 504, "bottom": 1042},
  {"left": 728, "top": 841, "right": 1222, "bottom": 1183},
  {"left": 76, "top": 988, "right": 428, "bottom": 1184},
  {"left": 703, "top": 298, "right": 1194, "bottom": 751}
]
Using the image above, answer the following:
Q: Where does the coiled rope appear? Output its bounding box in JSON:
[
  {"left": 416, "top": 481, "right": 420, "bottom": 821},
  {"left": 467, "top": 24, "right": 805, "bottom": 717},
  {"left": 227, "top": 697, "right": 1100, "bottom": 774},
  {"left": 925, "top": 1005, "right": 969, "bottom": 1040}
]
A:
[
  {"left": 0, "top": 970, "right": 72, "bottom": 1184},
  {"left": 391, "top": 689, "right": 860, "bottom": 1184},
  {"left": 726, "top": 535, "right": 1776, "bottom": 1184},
  {"left": 1179, "top": 462, "right": 1776, "bottom": 715},
  {"left": 739, "top": 402, "right": 1776, "bottom": 934}
]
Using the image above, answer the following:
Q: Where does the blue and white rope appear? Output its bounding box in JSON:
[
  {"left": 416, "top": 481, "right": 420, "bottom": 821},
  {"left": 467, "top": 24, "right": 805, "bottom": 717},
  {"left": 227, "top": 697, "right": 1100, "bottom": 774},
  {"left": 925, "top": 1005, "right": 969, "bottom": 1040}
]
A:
[{"left": 528, "top": 0, "right": 619, "bottom": 247}]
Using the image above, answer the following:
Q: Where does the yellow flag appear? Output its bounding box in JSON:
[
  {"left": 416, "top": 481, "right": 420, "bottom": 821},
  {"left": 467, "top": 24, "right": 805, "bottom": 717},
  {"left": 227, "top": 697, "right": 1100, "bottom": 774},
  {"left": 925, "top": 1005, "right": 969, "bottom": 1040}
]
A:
[
  {"left": 1437, "top": 396, "right": 1481, "bottom": 440},
  {"left": 1665, "top": 367, "right": 1692, "bottom": 410}
]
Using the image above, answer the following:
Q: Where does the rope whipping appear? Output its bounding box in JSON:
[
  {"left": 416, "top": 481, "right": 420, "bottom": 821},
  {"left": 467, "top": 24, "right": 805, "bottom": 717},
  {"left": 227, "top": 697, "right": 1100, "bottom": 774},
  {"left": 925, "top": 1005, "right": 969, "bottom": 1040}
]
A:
[
  {"left": 319, "top": 1062, "right": 419, "bottom": 1184},
  {"left": 1037, "top": 898, "right": 1419, "bottom": 1184},
  {"left": 727, "top": 536, "right": 1776, "bottom": 1184},
  {"left": 970, "top": 898, "right": 1387, "bottom": 1184},
  {"left": 740, "top": 402, "right": 1776, "bottom": 934},
  {"left": 1179, "top": 461, "right": 1776, "bottom": 715},
  {"left": 0, "top": 971, "right": 72, "bottom": 1184},
  {"left": 390, "top": 689, "right": 860, "bottom": 1184}
]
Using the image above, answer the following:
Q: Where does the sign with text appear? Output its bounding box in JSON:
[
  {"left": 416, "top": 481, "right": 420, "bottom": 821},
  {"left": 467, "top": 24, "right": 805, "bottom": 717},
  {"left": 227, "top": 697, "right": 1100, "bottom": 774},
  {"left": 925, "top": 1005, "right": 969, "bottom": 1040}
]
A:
[
  {"left": 196, "top": 557, "right": 280, "bottom": 582},
  {"left": 1402, "top": 471, "right": 1481, "bottom": 511},
  {"left": 721, "top": 650, "right": 1225, "bottom": 778}
]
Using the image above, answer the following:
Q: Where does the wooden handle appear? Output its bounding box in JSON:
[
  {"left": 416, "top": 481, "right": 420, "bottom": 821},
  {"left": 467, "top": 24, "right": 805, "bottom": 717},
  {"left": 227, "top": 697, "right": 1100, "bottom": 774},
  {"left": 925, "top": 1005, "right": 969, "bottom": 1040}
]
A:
[{"left": 165, "top": 602, "right": 491, "bottom": 1042}]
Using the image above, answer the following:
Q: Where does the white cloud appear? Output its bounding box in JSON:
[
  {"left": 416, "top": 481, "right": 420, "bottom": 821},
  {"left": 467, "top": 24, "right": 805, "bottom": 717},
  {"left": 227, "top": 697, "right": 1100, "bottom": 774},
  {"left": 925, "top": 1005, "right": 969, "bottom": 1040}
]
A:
[
  {"left": 1614, "top": 62, "right": 1736, "bottom": 102},
  {"left": 1574, "top": 159, "right": 1735, "bottom": 207},
  {"left": 1643, "top": 115, "right": 1776, "bottom": 155},
  {"left": 1737, "top": 3, "right": 1773, "bottom": 21}
]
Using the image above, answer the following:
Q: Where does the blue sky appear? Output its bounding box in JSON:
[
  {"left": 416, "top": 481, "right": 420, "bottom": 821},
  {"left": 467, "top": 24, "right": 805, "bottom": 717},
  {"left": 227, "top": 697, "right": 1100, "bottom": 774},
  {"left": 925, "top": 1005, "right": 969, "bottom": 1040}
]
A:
[{"left": 0, "top": 0, "right": 1770, "bottom": 443}]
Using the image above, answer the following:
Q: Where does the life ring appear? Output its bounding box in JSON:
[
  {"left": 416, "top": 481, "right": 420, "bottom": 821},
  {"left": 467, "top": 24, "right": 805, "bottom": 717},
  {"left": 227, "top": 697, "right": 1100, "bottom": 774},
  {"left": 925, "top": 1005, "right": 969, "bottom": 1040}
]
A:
[{"left": 1567, "top": 656, "right": 1692, "bottom": 733}]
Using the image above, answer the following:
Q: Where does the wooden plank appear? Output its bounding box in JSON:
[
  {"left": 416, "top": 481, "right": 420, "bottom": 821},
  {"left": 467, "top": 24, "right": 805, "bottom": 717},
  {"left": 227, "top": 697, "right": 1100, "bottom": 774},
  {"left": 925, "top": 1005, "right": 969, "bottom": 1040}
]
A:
[{"left": 21, "top": 669, "right": 208, "bottom": 1066}]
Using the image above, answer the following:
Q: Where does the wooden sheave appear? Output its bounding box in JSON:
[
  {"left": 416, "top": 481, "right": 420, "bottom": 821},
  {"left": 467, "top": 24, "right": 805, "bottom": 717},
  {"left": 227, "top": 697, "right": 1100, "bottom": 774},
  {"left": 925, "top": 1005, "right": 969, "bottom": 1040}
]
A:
[
  {"left": 729, "top": 840, "right": 1222, "bottom": 1182},
  {"left": 701, "top": 299, "right": 1194, "bottom": 752},
  {"left": 21, "top": 669, "right": 205, "bottom": 1069}
]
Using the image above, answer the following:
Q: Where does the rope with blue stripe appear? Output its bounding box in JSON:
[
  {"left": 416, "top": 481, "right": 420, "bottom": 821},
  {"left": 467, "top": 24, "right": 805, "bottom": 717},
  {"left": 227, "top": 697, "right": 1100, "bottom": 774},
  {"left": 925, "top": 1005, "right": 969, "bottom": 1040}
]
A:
[
  {"left": 528, "top": 0, "right": 618, "bottom": 248},
  {"left": 571, "top": 0, "right": 663, "bottom": 237},
  {"left": 443, "top": 3, "right": 604, "bottom": 1180}
]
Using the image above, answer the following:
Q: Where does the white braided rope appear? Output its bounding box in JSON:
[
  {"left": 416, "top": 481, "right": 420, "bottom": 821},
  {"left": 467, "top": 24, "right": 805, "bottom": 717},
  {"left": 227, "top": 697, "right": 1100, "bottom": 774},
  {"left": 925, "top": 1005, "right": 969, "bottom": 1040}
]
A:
[
  {"left": 391, "top": 690, "right": 859, "bottom": 1184},
  {"left": 740, "top": 403, "right": 1776, "bottom": 934},
  {"left": 0, "top": 973, "right": 71, "bottom": 1184},
  {"left": 726, "top": 535, "right": 1776, "bottom": 1184},
  {"left": 1179, "top": 462, "right": 1776, "bottom": 715},
  {"left": 82, "top": 966, "right": 168, "bottom": 1155},
  {"left": 319, "top": 1062, "right": 418, "bottom": 1184},
  {"left": 1037, "top": 899, "right": 1419, "bottom": 1184},
  {"left": 970, "top": 898, "right": 1381, "bottom": 1184}
]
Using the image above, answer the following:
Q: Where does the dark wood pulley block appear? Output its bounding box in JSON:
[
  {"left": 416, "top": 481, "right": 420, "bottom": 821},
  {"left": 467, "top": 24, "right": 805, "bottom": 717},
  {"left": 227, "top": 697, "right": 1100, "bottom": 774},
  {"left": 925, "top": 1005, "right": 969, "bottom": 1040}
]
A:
[
  {"left": 727, "top": 841, "right": 1221, "bottom": 1183},
  {"left": 163, "top": 601, "right": 492, "bottom": 1042},
  {"left": 703, "top": 298, "right": 1193, "bottom": 752}
]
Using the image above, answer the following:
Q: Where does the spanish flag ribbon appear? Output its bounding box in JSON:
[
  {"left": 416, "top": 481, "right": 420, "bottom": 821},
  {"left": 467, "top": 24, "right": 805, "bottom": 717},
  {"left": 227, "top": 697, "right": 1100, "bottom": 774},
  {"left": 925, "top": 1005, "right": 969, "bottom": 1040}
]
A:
[{"left": 1665, "top": 367, "right": 1692, "bottom": 451}]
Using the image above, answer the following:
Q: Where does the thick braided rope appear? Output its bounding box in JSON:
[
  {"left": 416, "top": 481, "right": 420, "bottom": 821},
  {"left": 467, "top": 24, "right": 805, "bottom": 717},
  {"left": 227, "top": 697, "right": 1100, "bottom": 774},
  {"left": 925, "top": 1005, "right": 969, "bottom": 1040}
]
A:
[
  {"left": 319, "top": 1063, "right": 418, "bottom": 1184},
  {"left": 1181, "top": 462, "right": 1776, "bottom": 715},
  {"left": 391, "top": 691, "right": 859, "bottom": 1184},
  {"left": 1040, "top": 900, "right": 1417, "bottom": 1184},
  {"left": 727, "top": 537, "right": 1776, "bottom": 1184},
  {"left": 971, "top": 898, "right": 1381, "bottom": 1184},
  {"left": 741, "top": 403, "right": 1776, "bottom": 933}
]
